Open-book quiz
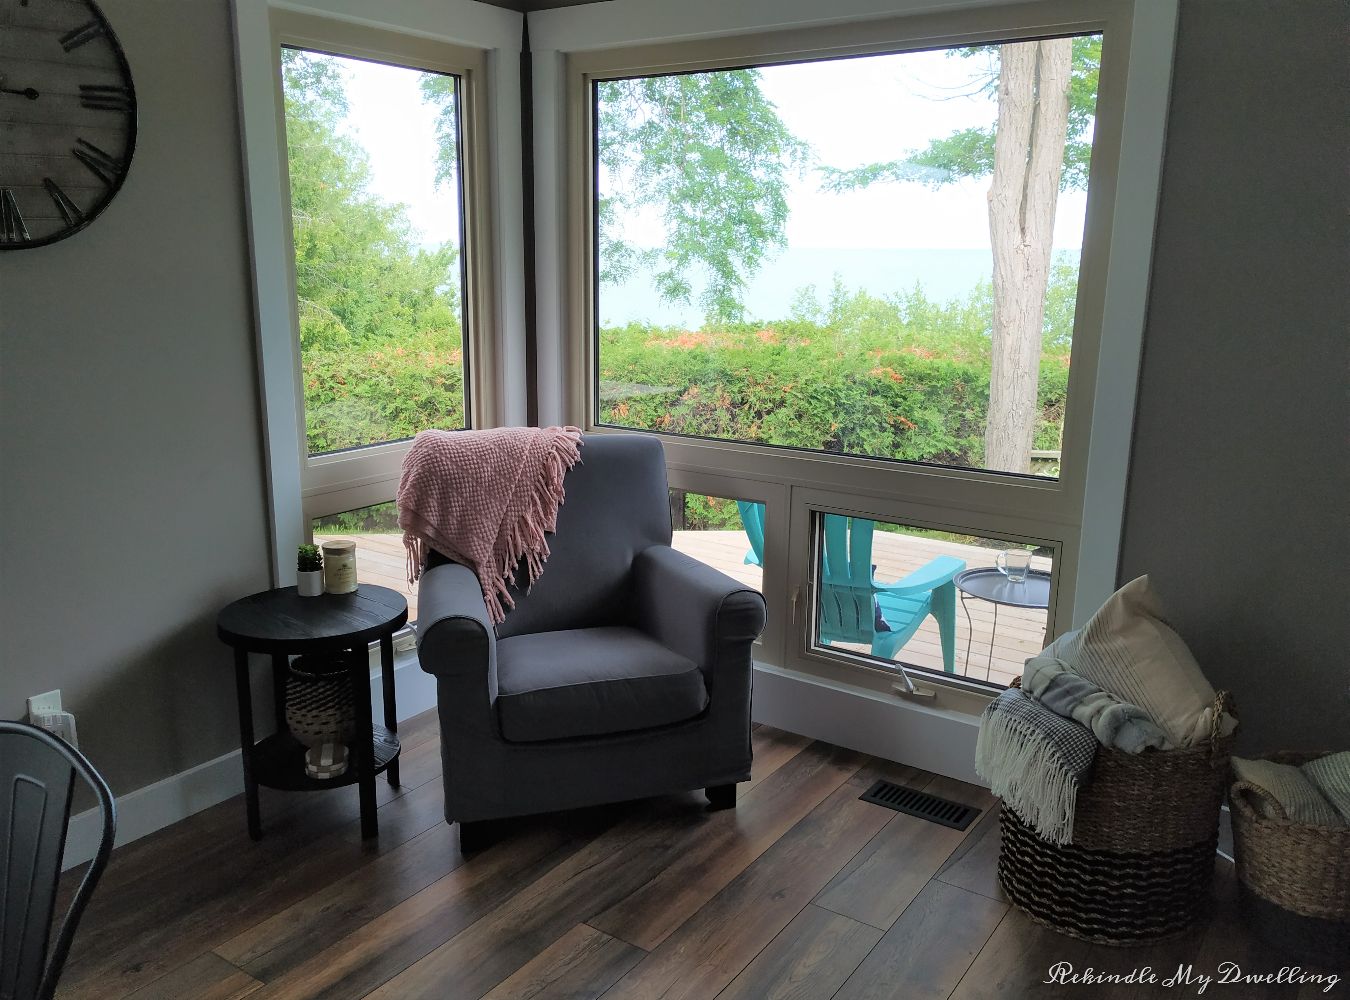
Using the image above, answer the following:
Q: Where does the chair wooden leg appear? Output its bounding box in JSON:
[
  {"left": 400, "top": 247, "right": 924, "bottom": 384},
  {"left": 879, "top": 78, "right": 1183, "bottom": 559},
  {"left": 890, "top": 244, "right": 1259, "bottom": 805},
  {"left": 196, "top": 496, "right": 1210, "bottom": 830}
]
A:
[{"left": 706, "top": 783, "right": 737, "bottom": 811}]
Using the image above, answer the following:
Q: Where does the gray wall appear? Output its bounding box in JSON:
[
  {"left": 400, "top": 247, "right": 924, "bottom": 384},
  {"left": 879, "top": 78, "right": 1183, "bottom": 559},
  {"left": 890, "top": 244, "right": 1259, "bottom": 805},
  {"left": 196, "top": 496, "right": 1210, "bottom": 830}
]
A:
[
  {"left": 1120, "top": 0, "right": 1349, "bottom": 753},
  {"left": 0, "top": 0, "right": 271, "bottom": 794}
]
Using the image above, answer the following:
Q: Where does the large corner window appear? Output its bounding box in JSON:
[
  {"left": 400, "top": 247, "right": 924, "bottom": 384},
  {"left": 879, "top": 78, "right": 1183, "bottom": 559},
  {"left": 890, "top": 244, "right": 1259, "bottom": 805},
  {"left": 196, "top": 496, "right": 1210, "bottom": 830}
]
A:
[
  {"left": 594, "top": 36, "right": 1100, "bottom": 480},
  {"left": 249, "top": 10, "right": 494, "bottom": 590},
  {"left": 280, "top": 46, "right": 469, "bottom": 456},
  {"left": 570, "top": 0, "right": 1164, "bottom": 701}
]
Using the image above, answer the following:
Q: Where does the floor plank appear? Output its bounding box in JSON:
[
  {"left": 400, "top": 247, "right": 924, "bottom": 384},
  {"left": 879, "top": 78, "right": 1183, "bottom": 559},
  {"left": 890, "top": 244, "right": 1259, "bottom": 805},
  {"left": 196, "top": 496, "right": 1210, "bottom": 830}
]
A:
[
  {"left": 212, "top": 819, "right": 466, "bottom": 980},
  {"left": 743, "top": 724, "right": 813, "bottom": 793},
  {"left": 64, "top": 719, "right": 1295, "bottom": 1000},
  {"left": 594, "top": 766, "right": 898, "bottom": 1000},
  {"left": 60, "top": 749, "right": 450, "bottom": 1000},
  {"left": 364, "top": 745, "right": 870, "bottom": 998},
  {"left": 716, "top": 903, "right": 883, "bottom": 1000},
  {"left": 834, "top": 881, "right": 1007, "bottom": 1000},
  {"left": 934, "top": 794, "right": 1006, "bottom": 902},
  {"left": 588, "top": 741, "right": 868, "bottom": 949},
  {"left": 815, "top": 773, "right": 996, "bottom": 929},
  {"left": 479, "top": 924, "right": 645, "bottom": 1000},
  {"left": 121, "top": 953, "right": 261, "bottom": 1000},
  {"left": 241, "top": 822, "right": 590, "bottom": 1000}
]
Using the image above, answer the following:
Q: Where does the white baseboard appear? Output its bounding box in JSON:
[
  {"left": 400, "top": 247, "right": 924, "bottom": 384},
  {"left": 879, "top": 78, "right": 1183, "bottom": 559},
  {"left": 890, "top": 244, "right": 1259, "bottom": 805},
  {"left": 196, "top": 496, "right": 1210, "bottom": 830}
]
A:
[
  {"left": 751, "top": 662, "right": 984, "bottom": 786},
  {"left": 66, "top": 657, "right": 979, "bottom": 869},
  {"left": 62, "top": 651, "right": 437, "bottom": 870}
]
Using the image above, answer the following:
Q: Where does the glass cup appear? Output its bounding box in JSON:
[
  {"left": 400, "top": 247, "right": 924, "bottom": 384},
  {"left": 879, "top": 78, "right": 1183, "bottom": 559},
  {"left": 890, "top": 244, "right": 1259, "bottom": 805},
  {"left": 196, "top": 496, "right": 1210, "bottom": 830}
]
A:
[{"left": 996, "top": 548, "right": 1032, "bottom": 584}]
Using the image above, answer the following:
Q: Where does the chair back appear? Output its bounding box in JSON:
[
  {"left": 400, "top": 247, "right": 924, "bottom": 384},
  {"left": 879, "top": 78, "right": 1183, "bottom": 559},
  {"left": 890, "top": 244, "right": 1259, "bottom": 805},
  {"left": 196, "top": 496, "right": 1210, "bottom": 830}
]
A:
[
  {"left": 496, "top": 434, "right": 673, "bottom": 638},
  {"left": 817, "top": 515, "right": 882, "bottom": 645},
  {"left": 0, "top": 723, "right": 115, "bottom": 1000},
  {"left": 735, "top": 501, "right": 766, "bottom": 567}
]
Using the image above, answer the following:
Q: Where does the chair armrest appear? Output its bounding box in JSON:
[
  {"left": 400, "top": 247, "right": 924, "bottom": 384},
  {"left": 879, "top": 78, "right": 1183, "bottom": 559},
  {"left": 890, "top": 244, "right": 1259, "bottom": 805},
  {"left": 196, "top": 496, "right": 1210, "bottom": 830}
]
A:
[
  {"left": 874, "top": 555, "right": 965, "bottom": 597},
  {"left": 632, "top": 545, "right": 766, "bottom": 674},
  {"left": 416, "top": 562, "right": 498, "bottom": 702}
]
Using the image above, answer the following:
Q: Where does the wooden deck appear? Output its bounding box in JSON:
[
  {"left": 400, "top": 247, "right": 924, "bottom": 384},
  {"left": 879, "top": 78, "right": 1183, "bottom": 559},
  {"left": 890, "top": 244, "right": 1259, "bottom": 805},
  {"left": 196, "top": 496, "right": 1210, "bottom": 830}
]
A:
[
  {"left": 669, "top": 530, "right": 1048, "bottom": 688},
  {"left": 316, "top": 529, "right": 1047, "bottom": 687}
]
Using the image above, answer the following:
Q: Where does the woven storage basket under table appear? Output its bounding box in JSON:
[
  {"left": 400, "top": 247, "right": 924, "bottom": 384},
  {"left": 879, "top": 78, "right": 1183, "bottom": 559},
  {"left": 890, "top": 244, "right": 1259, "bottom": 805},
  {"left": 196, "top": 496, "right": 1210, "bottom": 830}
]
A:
[
  {"left": 1230, "top": 751, "right": 1350, "bottom": 969},
  {"left": 997, "top": 689, "right": 1235, "bottom": 946}
]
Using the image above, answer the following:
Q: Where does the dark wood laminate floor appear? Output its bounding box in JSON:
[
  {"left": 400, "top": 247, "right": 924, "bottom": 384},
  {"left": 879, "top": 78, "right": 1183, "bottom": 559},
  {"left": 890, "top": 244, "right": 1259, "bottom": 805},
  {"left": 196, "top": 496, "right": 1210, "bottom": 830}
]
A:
[{"left": 57, "top": 712, "right": 1329, "bottom": 1000}]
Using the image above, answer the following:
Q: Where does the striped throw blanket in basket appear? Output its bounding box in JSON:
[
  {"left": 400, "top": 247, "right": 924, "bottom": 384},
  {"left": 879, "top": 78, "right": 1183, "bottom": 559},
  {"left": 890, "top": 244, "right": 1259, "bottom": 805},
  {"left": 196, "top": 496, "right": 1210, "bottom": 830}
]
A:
[{"left": 976, "top": 688, "right": 1097, "bottom": 845}]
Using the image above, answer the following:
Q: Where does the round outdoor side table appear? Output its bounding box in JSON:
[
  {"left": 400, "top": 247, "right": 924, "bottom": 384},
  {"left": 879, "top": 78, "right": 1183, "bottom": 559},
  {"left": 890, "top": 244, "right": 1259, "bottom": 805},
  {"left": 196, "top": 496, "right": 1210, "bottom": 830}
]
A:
[
  {"left": 217, "top": 585, "right": 408, "bottom": 841},
  {"left": 953, "top": 568, "right": 1051, "bottom": 679}
]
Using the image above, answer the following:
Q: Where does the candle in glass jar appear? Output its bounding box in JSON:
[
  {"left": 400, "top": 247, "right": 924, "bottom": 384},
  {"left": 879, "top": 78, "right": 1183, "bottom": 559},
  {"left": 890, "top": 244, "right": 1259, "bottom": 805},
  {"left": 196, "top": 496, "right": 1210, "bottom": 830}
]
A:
[{"left": 321, "top": 540, "right": 358, "bottom": 594}]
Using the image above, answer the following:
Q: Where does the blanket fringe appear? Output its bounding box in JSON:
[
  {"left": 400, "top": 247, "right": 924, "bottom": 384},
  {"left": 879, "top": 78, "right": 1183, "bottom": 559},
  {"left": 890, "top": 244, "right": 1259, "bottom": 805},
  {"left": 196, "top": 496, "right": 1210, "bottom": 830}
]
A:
[
  {"left": 404, "top": 532, "right": 427, "bottom": 587},
  {"left": 399, "top": 427, "right": 583, "bottom": 625},
  {"left": 976, "top": 708, "right": 1079, "bottom": 845}
]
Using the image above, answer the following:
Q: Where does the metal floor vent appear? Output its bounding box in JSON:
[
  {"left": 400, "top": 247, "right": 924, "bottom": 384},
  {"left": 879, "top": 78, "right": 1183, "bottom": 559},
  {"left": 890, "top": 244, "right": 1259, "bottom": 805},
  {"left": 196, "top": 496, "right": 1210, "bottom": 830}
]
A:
[{"left": 859, "top": 780, "right": 980, "bottom": 830}]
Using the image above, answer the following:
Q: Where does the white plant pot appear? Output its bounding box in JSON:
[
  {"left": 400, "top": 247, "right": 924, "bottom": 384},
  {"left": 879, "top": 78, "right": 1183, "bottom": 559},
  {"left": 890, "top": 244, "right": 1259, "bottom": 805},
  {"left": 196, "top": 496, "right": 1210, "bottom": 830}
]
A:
[{"left": 297, "top": 570, "right": 325, "bottom": 597}]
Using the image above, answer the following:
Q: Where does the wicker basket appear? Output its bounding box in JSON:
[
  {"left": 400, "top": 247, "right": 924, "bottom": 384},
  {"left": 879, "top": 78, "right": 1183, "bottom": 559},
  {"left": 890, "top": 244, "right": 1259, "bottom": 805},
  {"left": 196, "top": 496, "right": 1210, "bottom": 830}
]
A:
[
  {"left": 285, "top": 653, "right": 358, "bottom": 750},
  {"left": 997, "top": 690, "right": 1235, "bottom": 945},
  {"left": 1230, "top": 751, "right": 1349, "bottom": 969}
]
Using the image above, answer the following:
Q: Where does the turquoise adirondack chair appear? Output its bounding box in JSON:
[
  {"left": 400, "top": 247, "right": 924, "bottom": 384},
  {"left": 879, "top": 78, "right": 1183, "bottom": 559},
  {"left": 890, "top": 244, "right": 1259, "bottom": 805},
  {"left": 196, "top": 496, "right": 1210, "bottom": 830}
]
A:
[{"left": 736, "top": 501, "right": 964, "bottom": 672}]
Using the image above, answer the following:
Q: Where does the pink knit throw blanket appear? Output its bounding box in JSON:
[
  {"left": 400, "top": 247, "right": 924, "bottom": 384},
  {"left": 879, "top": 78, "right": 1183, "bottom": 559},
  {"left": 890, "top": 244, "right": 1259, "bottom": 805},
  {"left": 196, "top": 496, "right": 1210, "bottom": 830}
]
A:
[{"left": 397, "top": 426, "right": 584, "bottom": 624}]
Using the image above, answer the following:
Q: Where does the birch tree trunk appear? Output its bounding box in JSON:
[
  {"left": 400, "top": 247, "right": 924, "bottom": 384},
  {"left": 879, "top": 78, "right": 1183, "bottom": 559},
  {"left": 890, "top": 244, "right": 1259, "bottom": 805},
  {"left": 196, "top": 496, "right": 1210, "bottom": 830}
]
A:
[{"left": 985, "top": 38, "right": 1072, "bottom": 473}]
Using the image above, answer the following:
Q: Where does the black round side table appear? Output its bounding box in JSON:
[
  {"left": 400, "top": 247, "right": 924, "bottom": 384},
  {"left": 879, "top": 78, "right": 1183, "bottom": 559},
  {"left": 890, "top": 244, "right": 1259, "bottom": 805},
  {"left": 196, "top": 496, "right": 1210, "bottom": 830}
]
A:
[
  {"left": 217, "top": 585, "right": 408, "bottom": 840},
  {"left": 953, "top": 568, "right": 1051, "bottom": 679}
]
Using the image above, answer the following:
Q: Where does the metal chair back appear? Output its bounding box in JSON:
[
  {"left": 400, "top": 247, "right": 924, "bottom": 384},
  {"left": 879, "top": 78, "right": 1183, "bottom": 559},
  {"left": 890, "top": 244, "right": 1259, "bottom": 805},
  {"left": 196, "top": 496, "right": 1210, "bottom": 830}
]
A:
[{"left": 0, "top": 722, "right": 115, "bottom": 1000}]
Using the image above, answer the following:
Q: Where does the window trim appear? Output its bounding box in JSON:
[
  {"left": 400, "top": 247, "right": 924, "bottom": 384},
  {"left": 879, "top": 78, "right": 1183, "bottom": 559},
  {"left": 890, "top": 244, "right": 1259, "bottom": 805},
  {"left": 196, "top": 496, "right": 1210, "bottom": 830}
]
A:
[
  {"left": 545, "top": 0, "right": 1177, "bottom": 706},
  {"left": 232, "top": 0, "right": 524, "bottom": 582},
  {"left": 273, "top": 16, "right": 494, "bottom": 510}
]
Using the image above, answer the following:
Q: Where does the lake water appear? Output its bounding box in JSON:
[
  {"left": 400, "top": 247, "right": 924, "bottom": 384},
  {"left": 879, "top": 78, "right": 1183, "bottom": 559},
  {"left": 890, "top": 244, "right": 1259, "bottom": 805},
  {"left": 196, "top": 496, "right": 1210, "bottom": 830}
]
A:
[{"left": 599, "top": 247, "right": 998, "bottom": 327}]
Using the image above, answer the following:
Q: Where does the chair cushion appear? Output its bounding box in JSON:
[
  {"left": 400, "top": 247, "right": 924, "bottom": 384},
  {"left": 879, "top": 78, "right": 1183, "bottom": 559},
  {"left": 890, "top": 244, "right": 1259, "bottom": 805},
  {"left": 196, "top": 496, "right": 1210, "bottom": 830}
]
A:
[
  {"left": 495, "top": 626, "right": 708, "bottom": 742},
  {"left": 495, "top": 435, "right": 674, "bottom": 639}
]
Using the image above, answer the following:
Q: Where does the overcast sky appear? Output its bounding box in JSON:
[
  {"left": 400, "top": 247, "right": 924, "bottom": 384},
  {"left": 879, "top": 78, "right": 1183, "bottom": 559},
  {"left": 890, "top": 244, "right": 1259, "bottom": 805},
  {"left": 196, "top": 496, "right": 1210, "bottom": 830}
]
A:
[{"left": 325, "top": 44, "right": 1093, "bottom": 254}]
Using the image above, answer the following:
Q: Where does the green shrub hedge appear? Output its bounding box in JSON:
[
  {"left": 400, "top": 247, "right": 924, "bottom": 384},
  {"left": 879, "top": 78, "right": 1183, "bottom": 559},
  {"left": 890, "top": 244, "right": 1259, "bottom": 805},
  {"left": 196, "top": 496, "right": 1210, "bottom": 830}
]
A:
[
  {"left": 302, "top": 329, "right": 466, "bottom": 454},
  {"left": 599, "top": 318, "right": 1068, "bottom": 470}
]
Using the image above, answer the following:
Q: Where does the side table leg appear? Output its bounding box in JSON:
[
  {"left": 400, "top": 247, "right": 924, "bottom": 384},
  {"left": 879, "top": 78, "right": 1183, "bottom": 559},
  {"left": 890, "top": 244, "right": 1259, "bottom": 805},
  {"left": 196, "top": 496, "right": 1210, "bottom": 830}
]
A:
[
  {"left": 232, "top": 647, "right": 262, "bottom": 841},
  {"left": 271, "top": 653, "right": 288, "bottom": 735},
  {"left": 960, "top": 593, "right": 974, "bottom": 673},
  {"left": 987, "top": 604, "right": 998, "bottom": 679},
  {"left": 380, "top": 634, "right": 399, "bottom": 788},
  {"left": 351, "top": 647, "right": 378, "bottom": 839}
]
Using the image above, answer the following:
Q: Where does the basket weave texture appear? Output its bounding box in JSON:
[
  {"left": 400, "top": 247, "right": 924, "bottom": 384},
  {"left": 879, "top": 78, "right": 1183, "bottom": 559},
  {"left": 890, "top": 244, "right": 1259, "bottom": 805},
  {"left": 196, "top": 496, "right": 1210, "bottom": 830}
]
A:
[
  {"left": 1230, "top": 751, "right": 1350, "bottom": 922},
  {"left": 285, "top": 654, "right": 358, "bottom": 749},
  {"left": 997, "top": 688, "right": 1235, "bottom": 945}
]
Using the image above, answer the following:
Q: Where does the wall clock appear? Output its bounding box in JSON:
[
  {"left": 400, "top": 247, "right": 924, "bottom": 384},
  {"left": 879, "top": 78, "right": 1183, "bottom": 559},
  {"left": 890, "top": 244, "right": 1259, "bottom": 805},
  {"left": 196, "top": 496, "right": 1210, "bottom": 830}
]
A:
[{"left": 1, "top": 0, "right": 136, "bottom": 250}]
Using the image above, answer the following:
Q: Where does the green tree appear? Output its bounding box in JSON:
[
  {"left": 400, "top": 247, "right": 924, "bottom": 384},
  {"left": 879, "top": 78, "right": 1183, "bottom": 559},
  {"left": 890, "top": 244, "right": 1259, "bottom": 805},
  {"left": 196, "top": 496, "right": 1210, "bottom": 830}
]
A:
[
  {"left": 594, "top": 72, "right": 807, "bottom": 323},
  {"left": 282, "top": 49, "right": 460, "bottom": 353},
  {"left": 280, "top": 49, "right": 466, "bottom": 451},
  {"left": 822, "top": 37, "right": 1099, "bottom": 472},
  {"left": 428, "top": 69, "right": 806, "bottom": 325}
]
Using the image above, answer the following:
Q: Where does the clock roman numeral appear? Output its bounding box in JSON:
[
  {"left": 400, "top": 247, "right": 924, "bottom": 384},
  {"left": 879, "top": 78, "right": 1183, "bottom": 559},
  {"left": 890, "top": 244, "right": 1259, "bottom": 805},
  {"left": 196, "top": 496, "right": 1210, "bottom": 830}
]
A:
[
  {"left": 43, "top": 178, "right": 84, "bottom": 227},
  {"left": 73, "top": 138, "right": 122, "bottom": 185},
  {"left": 79, "top": 84, "right": 133, "bottom": 112},
  {"left": 1, "top": 189, "right": 30, "bottom": 243},
  {"left": 61, "top": 20, "right": 106, "bottom": 52}
]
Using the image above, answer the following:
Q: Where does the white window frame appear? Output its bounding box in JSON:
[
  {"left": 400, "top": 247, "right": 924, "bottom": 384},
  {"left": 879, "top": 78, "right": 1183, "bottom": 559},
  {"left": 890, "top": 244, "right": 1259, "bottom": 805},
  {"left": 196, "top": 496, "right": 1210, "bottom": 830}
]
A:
[
  {"left": 532, "top": 0, "right": 1177, "bottom": 710},
  {"left": 232, "top": 0, "right": 526, "bottom": 582}
]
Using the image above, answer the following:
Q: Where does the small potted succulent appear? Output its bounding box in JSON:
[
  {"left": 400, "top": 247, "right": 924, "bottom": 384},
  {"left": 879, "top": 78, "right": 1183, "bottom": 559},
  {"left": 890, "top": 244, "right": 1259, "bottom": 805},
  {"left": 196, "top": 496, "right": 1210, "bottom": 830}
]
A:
[{"left": 297, "top": 544, "right": 324, "bottom": 597}]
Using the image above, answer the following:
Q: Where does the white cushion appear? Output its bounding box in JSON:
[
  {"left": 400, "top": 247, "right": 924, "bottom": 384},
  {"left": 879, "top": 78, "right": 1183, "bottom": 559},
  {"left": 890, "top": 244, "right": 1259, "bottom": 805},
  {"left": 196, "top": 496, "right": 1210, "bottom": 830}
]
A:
[{"left": 1038, "top": 576, "right": 1236, "bottom": 748}]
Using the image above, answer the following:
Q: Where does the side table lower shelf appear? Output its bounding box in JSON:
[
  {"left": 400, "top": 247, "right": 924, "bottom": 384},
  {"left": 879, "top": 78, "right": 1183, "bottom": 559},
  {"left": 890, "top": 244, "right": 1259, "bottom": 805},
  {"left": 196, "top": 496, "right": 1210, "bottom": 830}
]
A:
[{"left": 251, "top": 725, "right": 401, "bottom": 792}]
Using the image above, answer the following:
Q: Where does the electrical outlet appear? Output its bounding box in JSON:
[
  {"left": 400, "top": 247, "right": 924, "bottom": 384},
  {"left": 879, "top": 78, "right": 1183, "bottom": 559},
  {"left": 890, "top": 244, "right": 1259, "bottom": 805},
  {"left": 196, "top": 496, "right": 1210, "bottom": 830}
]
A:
[
  {"left": 33, "top": 711, "right": 79, "bottom": 749},
  {"left": 27, "top": 688, "right": 62, "bottom": 719}
]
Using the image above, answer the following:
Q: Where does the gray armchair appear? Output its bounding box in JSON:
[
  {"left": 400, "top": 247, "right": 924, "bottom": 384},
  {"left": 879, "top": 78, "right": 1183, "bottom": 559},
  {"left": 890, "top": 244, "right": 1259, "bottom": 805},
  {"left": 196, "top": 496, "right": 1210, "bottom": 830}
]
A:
[{"left": 416, "top": 435, "right": 767, "bottom": 847}]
